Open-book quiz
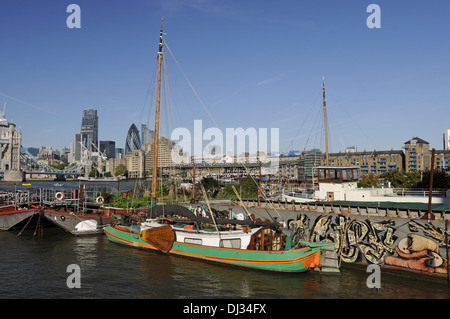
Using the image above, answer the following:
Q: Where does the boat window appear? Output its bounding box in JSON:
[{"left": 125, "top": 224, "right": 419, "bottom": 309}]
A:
[
  {"left": 329, "top": 169, "right": 339, "bottom": 181},
  {"left": 353, "top": 169, "right": 359, "bottom": 180},
  {"left": 342, "top": 169, "right": 348, "bottom": 181},
  {"left": 220, "top": 238, "right": 241, "bottom": 249},
  {"left": 319, "top": 169, "right": 326, "bottom": 180},
  {"left": 184, "top": 238, "right": 202, "bottom": 245}
]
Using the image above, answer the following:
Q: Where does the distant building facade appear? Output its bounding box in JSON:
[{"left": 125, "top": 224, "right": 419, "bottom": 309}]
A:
[
  {"left": 81, "top": 109, "right": 98, "bottom": 153},
  {"left": 100, "top": 140, "right": 116, "bottom": 159},
  {"left": 444, "top": 129, "right": 450, "bottom": 150},
  {"left": 141, "top": 124, "right": 155, "bottom": 145},
  {"left": 0, "top": 111, "right": 21, "bottom": 173},
  {"left": 403, "top": 137, "right": 430, "bottom": 173},
  {"left": 320, "top": 149, "right": 405, "bottom": 175}
]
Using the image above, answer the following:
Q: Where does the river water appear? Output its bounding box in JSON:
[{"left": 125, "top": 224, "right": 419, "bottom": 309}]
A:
[{"left": 1, "top": 181, "right": 450, "bottom": 304}]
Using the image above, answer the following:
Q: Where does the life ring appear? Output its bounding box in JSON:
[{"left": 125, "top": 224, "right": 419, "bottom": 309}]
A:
[
  {"left": 55, "top": 192, "right": 65, "bottom": 201},
  {"left": 96, "top": 196, "right": 104, "bottom": 204}
]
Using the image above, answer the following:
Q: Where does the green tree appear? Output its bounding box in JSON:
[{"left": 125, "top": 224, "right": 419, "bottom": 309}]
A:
[
  {"left": 223, "top": 184, "right": 237, "bottom": 200},
  {"left": 414, "top": 170, "right": 450, "bottom": 189},
  {"left": 358, "top": 173, "right": 379, "bottom": 188},
  {"left": 115, "top": 164, "right": 128, "bottom": 177},
  {"left": 238, "top": 176, "right": 259, "bottom": 199},
  {"left": 200, "top": 177, "right": 219, "bottom": 197},
  {"left": 381, "top": 170, "right": 421, "bottom": 188}
]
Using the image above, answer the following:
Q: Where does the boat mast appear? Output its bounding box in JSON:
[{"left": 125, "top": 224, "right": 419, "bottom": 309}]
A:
[
  {"left": 151, "top": 18, "right": 164, "bottom": 204},
  {"left": 322, "top": 77, "right": 329, "bottom": 167}
]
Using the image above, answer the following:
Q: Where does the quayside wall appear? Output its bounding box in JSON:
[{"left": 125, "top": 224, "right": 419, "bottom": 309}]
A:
[{"left": 211, "top": 199, "right": 450, "bottom": 281}]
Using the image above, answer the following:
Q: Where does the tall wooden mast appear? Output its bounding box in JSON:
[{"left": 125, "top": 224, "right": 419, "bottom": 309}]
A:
[
  {"left": 322, "top": 77, "right": 329, "bottom": 167},
  {"left": 151, "top": 18, "right": 164, "bottom": 203}
]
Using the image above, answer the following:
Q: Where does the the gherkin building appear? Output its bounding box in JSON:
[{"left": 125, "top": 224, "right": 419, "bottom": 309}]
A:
[{"left": 125, "top": 123, "right": 141, "bottom": 154}]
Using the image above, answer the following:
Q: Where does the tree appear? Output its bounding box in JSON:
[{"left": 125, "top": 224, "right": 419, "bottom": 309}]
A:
[
  {"left": 114, "top": 164, "right": 128, "bottom": 177},
  {"left": 238, "top": 176, "right": 259, "bottom": 199},
  {"left": 358, "top": 173, "right": 379, "bottom": 188},
  {"left": 380, "top": 170, "right": 421, "bottom": 188},
  {"left": 200, "top": 177, "right": 219, "bottom": 197},
  {"left": 414, "top": 170, "right": 450, "bottom": 189}
]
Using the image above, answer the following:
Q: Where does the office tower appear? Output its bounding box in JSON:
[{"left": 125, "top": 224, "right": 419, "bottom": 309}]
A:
[
  {"left": 444, "top": 129, "right": 450, "bottom": 150},
  {"left": 69, "top": 133, "right": 82, "bottom": 162},
  {"left": 125, "top": 123, "right": 141, "bottom": 154},
  {"left": 81, "top": 109, "right": 98, "bottom": 153},
  {"left": 115, "top": 148, "right": 124, "bottom": 159},
  {"left": 100, "top": 140, "right": 116, "bottom": 159},
  {"left": 141, "top": 124, "right": 155, "bottom": 145}
]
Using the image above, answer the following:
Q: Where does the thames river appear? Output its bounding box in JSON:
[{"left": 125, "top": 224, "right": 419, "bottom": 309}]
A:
[{"left": 1, "top": 181, "right": 450, "bottom": 304}]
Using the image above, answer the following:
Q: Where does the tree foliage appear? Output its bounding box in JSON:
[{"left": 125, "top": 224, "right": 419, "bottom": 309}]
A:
[
  {"left": 357, "top": 173, "right": 379, "bottom": 188},
  {"left": 379, "top": 169, "right": 449, "bottom": 189},
  {"left": 222, "top": 176, "right": 259, "bottom": 199},
  {"left": 414, "top": 170, "right": 450, "bottom": 189},
  {"left": 199, "top": 177, "right": 219, "bottom": 197},
  {"left": 114, "top": 164, "right": 128, "bottom": 177}
]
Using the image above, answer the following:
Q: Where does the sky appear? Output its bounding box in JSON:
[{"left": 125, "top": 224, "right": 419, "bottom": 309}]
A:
[{"left": 0, "top": 0, "right": 449, "bottom": 156}]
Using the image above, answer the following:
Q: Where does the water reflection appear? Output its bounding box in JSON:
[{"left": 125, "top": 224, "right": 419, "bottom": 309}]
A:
[
  {"left": 163, "top": 255, "right": 331, "bottom": 298},
  {"left": 2, "top": 229, "right": 450, "bottom": 299}
]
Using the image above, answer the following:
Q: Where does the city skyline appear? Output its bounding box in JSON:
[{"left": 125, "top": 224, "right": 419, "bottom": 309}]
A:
[{"left": 1, "top": 1, "right": 449, "bottom": 155}]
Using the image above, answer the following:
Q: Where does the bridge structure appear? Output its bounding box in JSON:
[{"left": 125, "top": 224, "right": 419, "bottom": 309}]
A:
[{"left": 20, "top": 147, "right": 86, "bottom": 177}]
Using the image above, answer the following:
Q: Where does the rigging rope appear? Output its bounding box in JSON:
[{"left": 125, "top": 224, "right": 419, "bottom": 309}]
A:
[
  {"left": 150, "top": 39, "right": 285, "bottom": 223},
  {"left": 163, "top": 39, "right": 219, "bottom": 129}
]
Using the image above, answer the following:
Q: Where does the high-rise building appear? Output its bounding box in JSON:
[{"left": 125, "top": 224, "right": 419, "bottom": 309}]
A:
[
  {"left": 444, "top": 129, "right": 450, "bottom": 150},
  {"left": 125, "top": 123, "right": 141, "bottom": 154},
  {"left": 100, "top": 140, "right": 116, "bottom": 159},
  {"left": 69, "top": 133, "right": 82, "bottom": 163},
  {"left": 81, "top": 109, "right": 98, "bottom": 153},
  {"left": 115, "top": 148, "right": 124, "bottom": 159},
  {"left": 141, "top": 124, "right": 155, "bottom": 145}
]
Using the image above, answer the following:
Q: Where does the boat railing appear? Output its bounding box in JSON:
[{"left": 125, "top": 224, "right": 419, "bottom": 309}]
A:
[{"left": 393, "top": 188, "right": 448, "bottom": 197}]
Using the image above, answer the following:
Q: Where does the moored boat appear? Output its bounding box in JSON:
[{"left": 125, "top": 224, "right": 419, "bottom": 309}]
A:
[
  {"left": 43, "top": 206, "right": 133, "bottom": 235},
  {"left": 0, "top": 204, "right": 38, "bottom": 230},
  {"left": 105, "top": 204, "right": 338, "bottom": 272}
]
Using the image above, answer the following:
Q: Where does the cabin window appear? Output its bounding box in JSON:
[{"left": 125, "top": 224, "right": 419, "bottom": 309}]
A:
[
  {"left": 342, "top": 169, "right": 348, "bottom": 181},
  {"left": 184, "top": 238, "right": 202, "bottom": 245},
  {"left": 353, "top": 169, "right": 359, "bottom": 180},
  {"left": 319, "top": 169, "right": 326, "bottom": 180},
  {"left": 220, "top": 238, "right": 241, "bottom": 249},
  {"left": 329, "top": 169, "right": 339, "bottom": 181}
]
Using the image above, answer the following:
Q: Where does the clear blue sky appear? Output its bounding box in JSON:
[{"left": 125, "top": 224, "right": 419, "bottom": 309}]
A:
[{"left": 0, "top": 0, "right": 449, "bottom": 155}]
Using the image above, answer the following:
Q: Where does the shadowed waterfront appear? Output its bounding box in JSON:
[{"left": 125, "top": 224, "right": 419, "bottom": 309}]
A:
[{"left": 1, "top": 226, "right": 450, "bottom": 299}]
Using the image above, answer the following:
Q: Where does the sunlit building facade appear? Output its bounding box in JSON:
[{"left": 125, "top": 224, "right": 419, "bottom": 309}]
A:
[{"left": 80, "top": 109, "right": 98, "bottom": 153}]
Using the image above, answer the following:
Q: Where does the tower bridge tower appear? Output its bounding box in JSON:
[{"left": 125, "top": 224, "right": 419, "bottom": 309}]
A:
[{"left": 0, "top": 103, "right": 23, "bottom": 180}]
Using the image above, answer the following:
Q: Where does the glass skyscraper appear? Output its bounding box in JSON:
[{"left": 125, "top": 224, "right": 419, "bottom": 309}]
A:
[
  {"left": 125, "top": 123, "right": 141, "bottom": 154},
  {"left": 141, "top": 124, "right": 155, "bottom": 145},
  {"left": 81, "top": 109, "right": 98, "bottom": 153}
]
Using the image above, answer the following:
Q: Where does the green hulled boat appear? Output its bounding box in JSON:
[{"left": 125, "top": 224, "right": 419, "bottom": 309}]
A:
[{"left": 105, "top": 204, "right": 339, "bottom": 273}]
